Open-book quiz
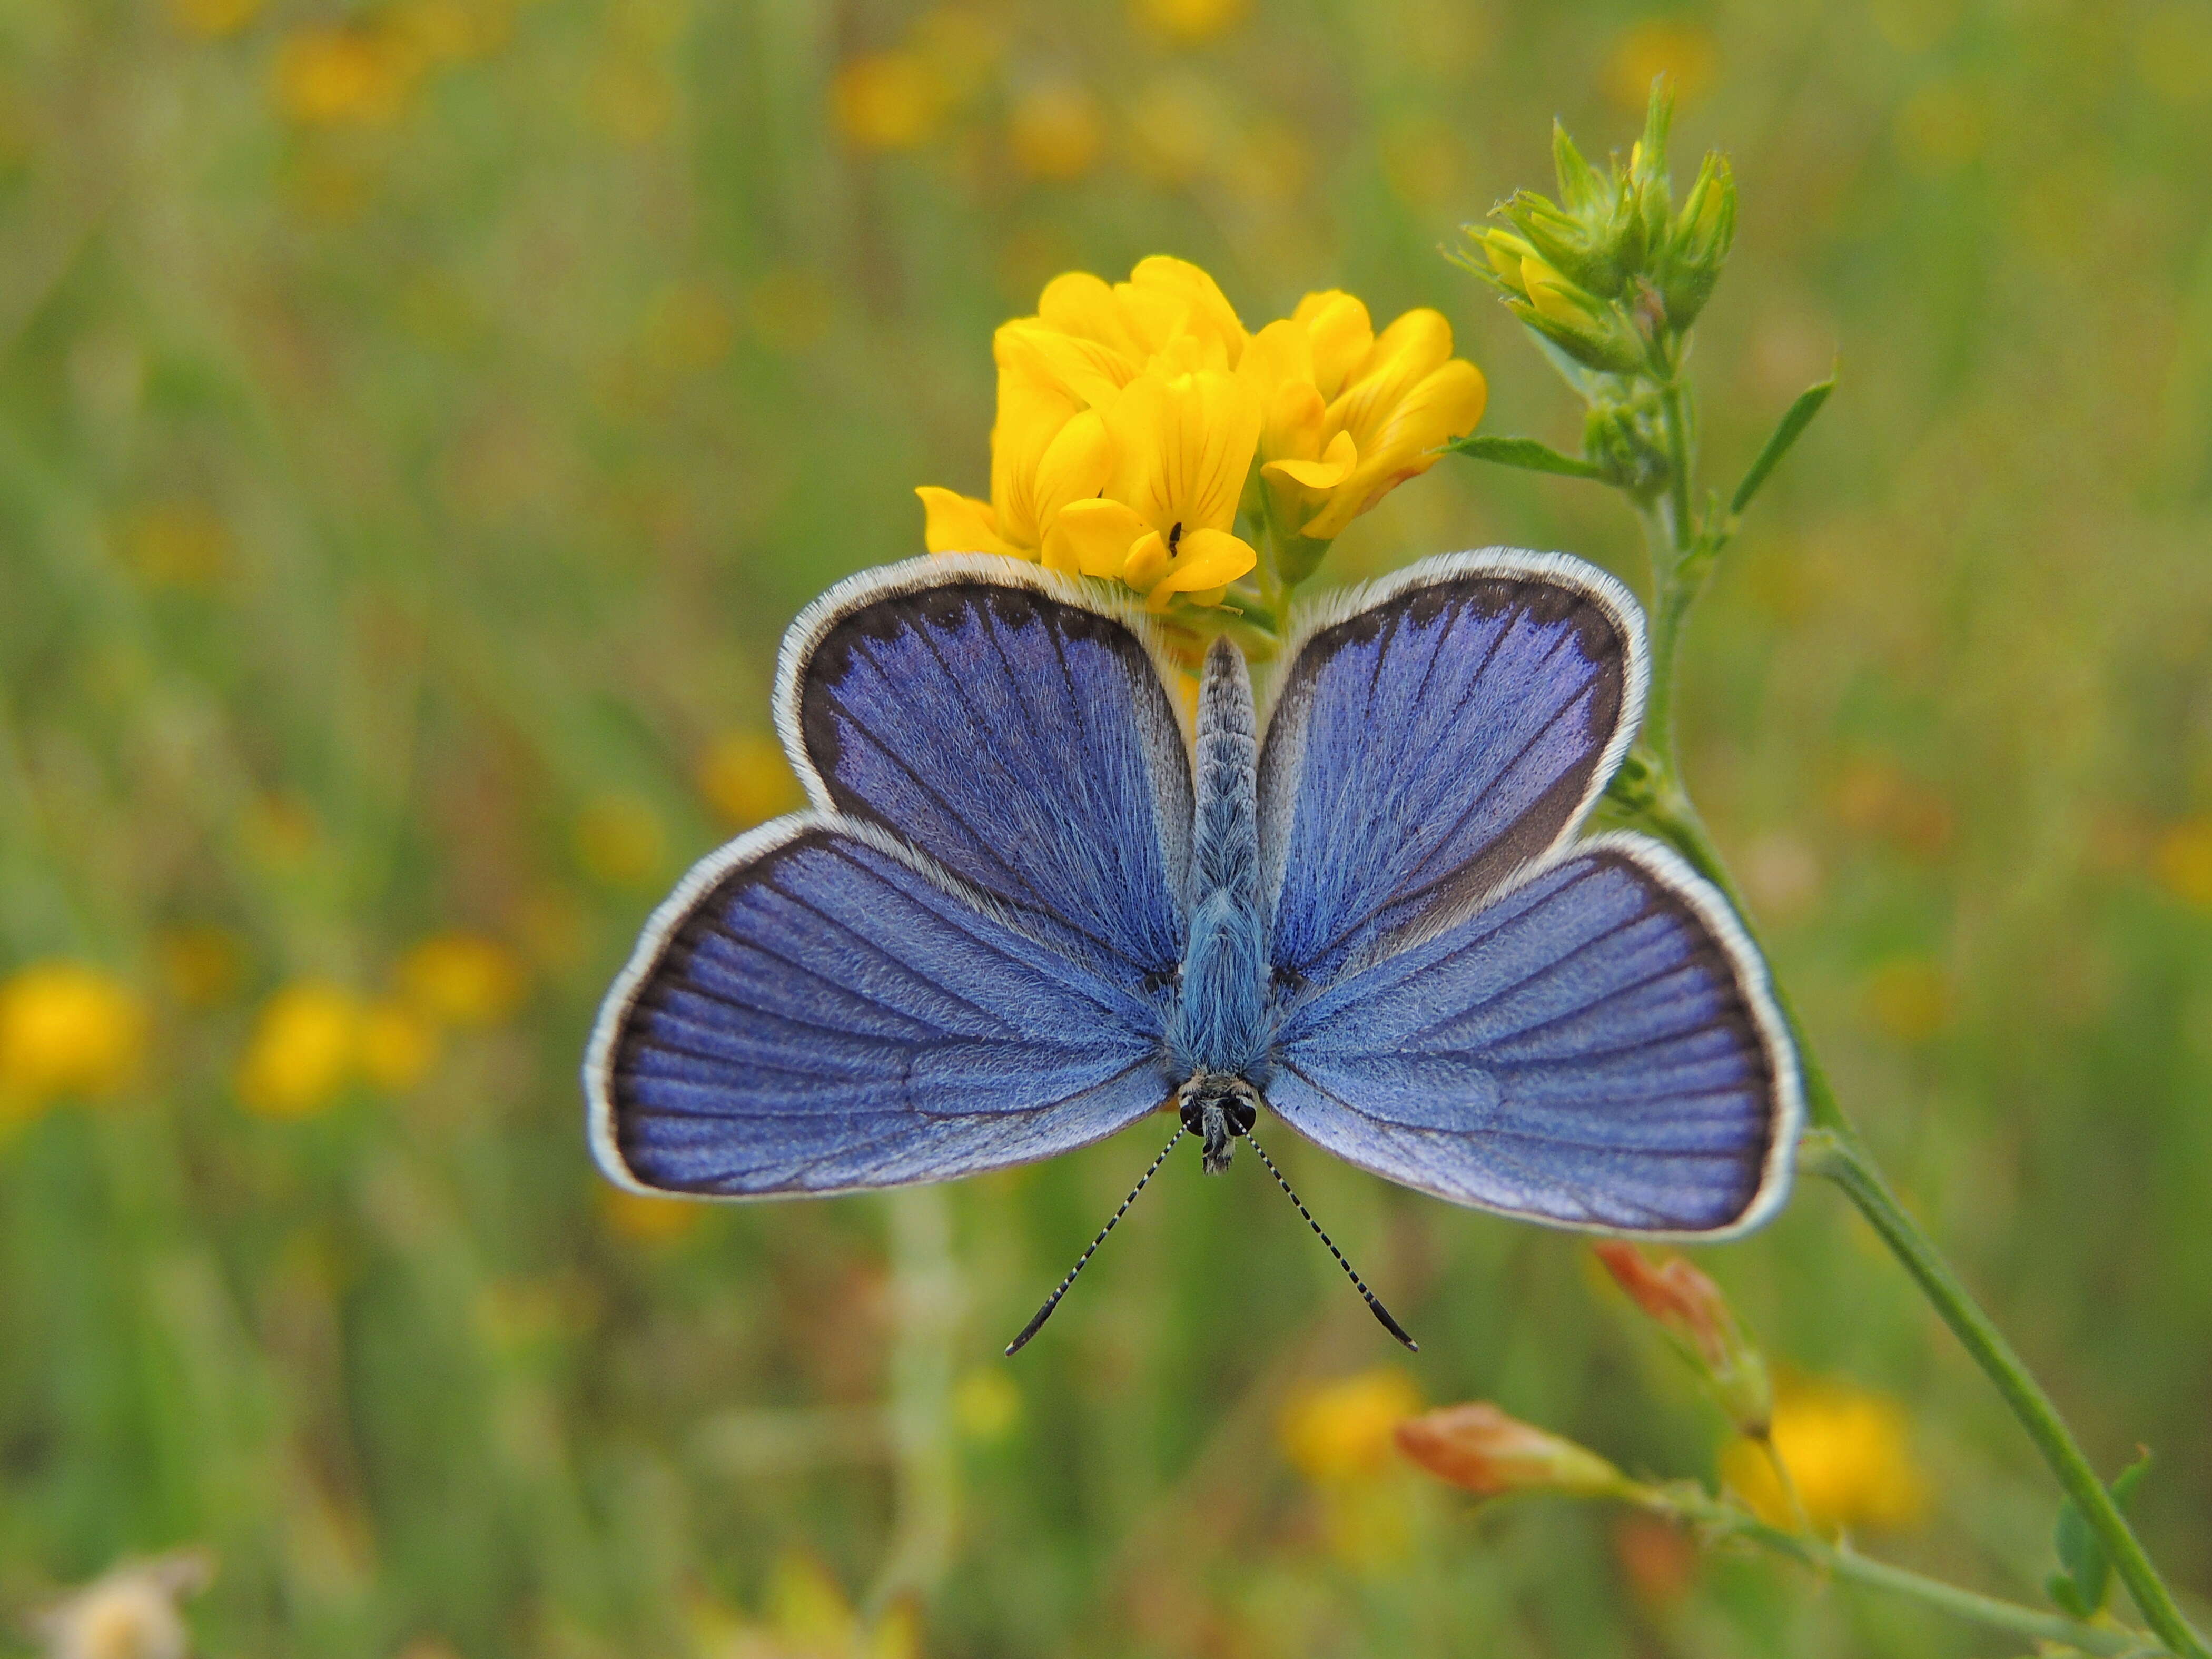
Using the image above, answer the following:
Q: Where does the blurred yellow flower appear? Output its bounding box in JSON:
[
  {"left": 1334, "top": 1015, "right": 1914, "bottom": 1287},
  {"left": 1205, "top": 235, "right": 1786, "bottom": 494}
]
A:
[
  {"left": 274, "top": 25, "right": 420, "bottom": 126},
  {"left": 640, "top": 280, "right": 735, "bottom": 374},
  {"left": 832, "top": 51, "right": 946, "bottom": 151},
  {"left": 1721, "top": 1377, "right": 1930, "bottom": 1532},
  {"left": 1131, "top": 0, "right": 1249, "bottom": 44},
  {"left": 725, "top": 1552, "right": 919, "bottom": 1659},
  {"left": 2137, "top": 3, "right": 2212, "bottom": 106},
  {"left": 1894, "top": 80, "right": 1986, "bottom": 176},
  {"left": 0, "top": 963, "right": 147, "bottom": 1118},
  {"left": 953, "top": 1366, "right": 1022, "bottom": 1441},
  {"left": 1246, "top": 292, "right": 1487, "bottom": 542},
  {"left": 398, "top": 933, "right": 527, "bottom": 1027},
  {"left": 166, "top": 0, "right": 261, "bottom": 37},
  {"left": 1862, "top": 955, "right": 1949, "bottom": 1044},
  {"left": 156, "top": 926, "right": 247, "bottom": 1009},
  {"left": 698, "top": 732, "right": 805, "bottom": 829},
  {"left": 574, "top": 794, "right": 666, "bottom": 887},
  {"left": 2154, "top": 815, "right": 2212, "bottom": 907},
  {"left": 120, "top": 500, "right": 229, "bottom": 587},
  {"left": 236, "top": 982, "right": 362, "bottom": 1119},
  {"left": 1008, "top": 82, "right": 1103, "bottom": 182},
  {"left": 1125, "top": 72, "right": 1226, "bottom": 187},
  {"left": 599, "top": 1184, "right": 701, "bottom": 1245},
  {"left": 1606, "top": 21, "right": 1717, "bottom": 111},
  {"left": 1278, "top": 1367, "right": 1422, "bottom": 1484},
  {"left": 358, "top": 1000, "right": 439, "bottom": 1093}
]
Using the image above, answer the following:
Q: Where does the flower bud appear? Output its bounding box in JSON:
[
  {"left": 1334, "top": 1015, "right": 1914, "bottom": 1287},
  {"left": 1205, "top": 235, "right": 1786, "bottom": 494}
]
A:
[
  {"left": 1395, "top": 1402, "right": 1631, "bottom": 1500},
  {"left": 1454, "top": 77, "right": 1736, "bottom": 379},
  {"left": 1593, "top": 1242, "right": 1772, "bottom": 1437}
]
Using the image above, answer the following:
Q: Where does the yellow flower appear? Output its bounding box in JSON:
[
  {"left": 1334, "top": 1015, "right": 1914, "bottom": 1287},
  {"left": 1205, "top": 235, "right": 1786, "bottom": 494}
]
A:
[
  {"left": 397, "top": 932, "right": 527, "bottom": 1027},
  {"left": 1007, "top": 82, "right": 1103, "bottom": 181},
  {"left": 0, "top": 963, "right": 147, "bottom": 1119},
  {"left": 698, "top": 732, "right": 805, "bottom": 828},
  {"left": 598, "top": 1185, "right": 700, "bottom": 1245},
  {"left": 119, "top": 500, "right": 229, "bottom": 587},
  {"left": 236, "top": 983, "right": 363, "bottom": 1119},
  {"left": 920, "top": 257, "right": 1257, "bottom": 608},
  {"left": 273, "top": 25, "right": 420, "bottom": 126},
  {"left": 167, "top": 0, "right": 261, "bottom": 37},
  {"left": 831, "top": 51, "right": 945, "bottom": 151},
  {"left": 573, "top": 794, "right": 666, "bottom": 887},
  {"left": 1721, "top": 1377, "right": 1930, "bottom": 1532},
  {"left": 2155, "top": 814, "right": 2212, "bottom": 907},
  {"left": 953, "top": 1366, "right": 1023, "bottom": 1441},
  {"left": 1131, "top": 0, "right": 1249, "bottom": 44},
  {"left": 1278, "top": 1368, "right": 1423, "bottom": 1484},
  {"left": 1045, "top": 366, "right": 1262, "bottom": 609},
  {"left": 358, "top": 1000, "right": 439, "bottom": 1092},
  {"left": 1249, "top": 292, "right": 1487, "bottom": 543},
  {"left": 156, "top": 925, "right": 246, "bottom": 1009}
]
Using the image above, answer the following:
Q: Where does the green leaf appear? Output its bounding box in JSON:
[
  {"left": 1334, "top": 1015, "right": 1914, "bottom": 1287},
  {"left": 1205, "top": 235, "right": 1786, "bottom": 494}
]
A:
[
  {"left": 1727, "top": 372, "right": 1835, "bottom": 516},
  {"left": 2050, "top": 1449, "right": 2154, "bottom": 1617},
  {"left": 2046, "top": 1572, "right": 2094, "bottom": 1620},
  {"left": 1448, "top": 434, "right": 1607, "bottom": 480}
]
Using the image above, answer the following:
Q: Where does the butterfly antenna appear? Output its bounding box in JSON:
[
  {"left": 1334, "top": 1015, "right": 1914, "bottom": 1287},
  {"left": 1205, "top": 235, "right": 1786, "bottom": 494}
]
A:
[
  {"left": 1005, "top": 1128, "right": 1183, "bottom": 1356},
  {"left": 1242, "top": 1131, "right": 1418, "bottom": 1351}
]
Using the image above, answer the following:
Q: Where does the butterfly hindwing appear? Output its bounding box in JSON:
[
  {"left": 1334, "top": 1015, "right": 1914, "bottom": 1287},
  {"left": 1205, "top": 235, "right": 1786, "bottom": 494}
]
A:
[
  {"left": 588, "top": 818, "right": 1171, "bottom": 1198},
  {"left": 1266, "top": 834, "right": 1798, "bottom": 1236},
  {"left": 1257, "top": 549, "right": 1646, "bottom": 986},
  {"left": 781, "top": 556, "right": 1193, "bottom": 991}
]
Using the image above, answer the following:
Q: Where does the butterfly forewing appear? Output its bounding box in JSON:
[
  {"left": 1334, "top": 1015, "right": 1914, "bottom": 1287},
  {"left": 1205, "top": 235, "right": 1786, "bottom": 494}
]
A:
[
  {"left": 1257, "top": 550, "right": 1644, "bottom": 985},
  {"left": 782, "top": 557, "right": 1193, "bottom": 990}
]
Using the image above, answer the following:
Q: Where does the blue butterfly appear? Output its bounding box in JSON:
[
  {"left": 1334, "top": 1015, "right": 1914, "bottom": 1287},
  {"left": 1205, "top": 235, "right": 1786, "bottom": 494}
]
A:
[{"left": 585, "top": 550, "right": 1801, "bottom": 1349}]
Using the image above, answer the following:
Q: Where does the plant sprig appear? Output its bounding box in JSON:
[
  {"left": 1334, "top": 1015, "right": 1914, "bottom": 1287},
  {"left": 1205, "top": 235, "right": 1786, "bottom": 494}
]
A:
[{"left": 1451, "top": 80, "right": 2208, "bottom": 1659}]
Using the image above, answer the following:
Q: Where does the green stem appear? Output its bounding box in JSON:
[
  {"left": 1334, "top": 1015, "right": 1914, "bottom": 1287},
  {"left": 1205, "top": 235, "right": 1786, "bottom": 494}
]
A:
[
  {"left": 1655, "top": 1490, "right": 2164, "bottom": 1656},
  {"left": 1811, "top": 1131, "right": 2208, "bottom": 1659},
  {"left": 1624, "top": 389, "right": 2209, "bottom": 1659}
]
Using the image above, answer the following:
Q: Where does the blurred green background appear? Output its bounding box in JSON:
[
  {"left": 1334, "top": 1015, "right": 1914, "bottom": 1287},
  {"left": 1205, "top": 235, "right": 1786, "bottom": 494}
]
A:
[{"left": 3, "top": 0, "right": 2211, "bottom": 1653}]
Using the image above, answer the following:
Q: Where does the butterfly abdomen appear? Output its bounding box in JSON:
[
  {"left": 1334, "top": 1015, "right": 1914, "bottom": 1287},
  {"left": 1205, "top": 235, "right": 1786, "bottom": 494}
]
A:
[{"left": 1171, "top": 638, "right": 1269, "bottom": 1080}]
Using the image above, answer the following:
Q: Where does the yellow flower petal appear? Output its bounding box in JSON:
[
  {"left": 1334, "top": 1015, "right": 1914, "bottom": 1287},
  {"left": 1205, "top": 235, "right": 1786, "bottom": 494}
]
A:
[
  {"left": 1031, "top": 409, "right": 1115, "bottom": 535},
  {"left": 1042, "top": 496, "right": 1151, "bottom": 578},
  {"left": 1520, "top": 258, "right": 1598, "bottom": 326},
  {"left": 1291, "top": 290, "right": 1375, "bottom": 398},
  {"left": 1119, "top": 255, "right": 1248, "bottom": 363},
  {"left": 1107, "top": 368, "right": 1262, "bottom": 540},
  {"left": 1036, "top": 271, "right": 1147, "bottom": 361},
  {"left": 1145, "top": 527, "right": 1257, "bottom": 610},
  {"left": 916, "top": 486, "right": 1022, "bottom": 557},
  {"left": 988, "top": 330, "right": 1088, "bottom": 548},
  {"left": 999, "top": 317, "right": 1139, "bottom": 410},
  {"left": 1263, "top": 428, "right": 1357, "bottom": 490},
  {"left": 1120, "top": 527, "right": 1171, "bottom": 591},
  {"left": 1329, "top": 307, "right": 1456, "bottom": 448}
]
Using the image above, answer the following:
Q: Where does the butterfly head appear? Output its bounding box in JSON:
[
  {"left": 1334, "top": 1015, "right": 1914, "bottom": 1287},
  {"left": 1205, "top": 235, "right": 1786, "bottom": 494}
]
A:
[{"left": 1177, "top": 1072, "right": 1259, "bottom": 1174}]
